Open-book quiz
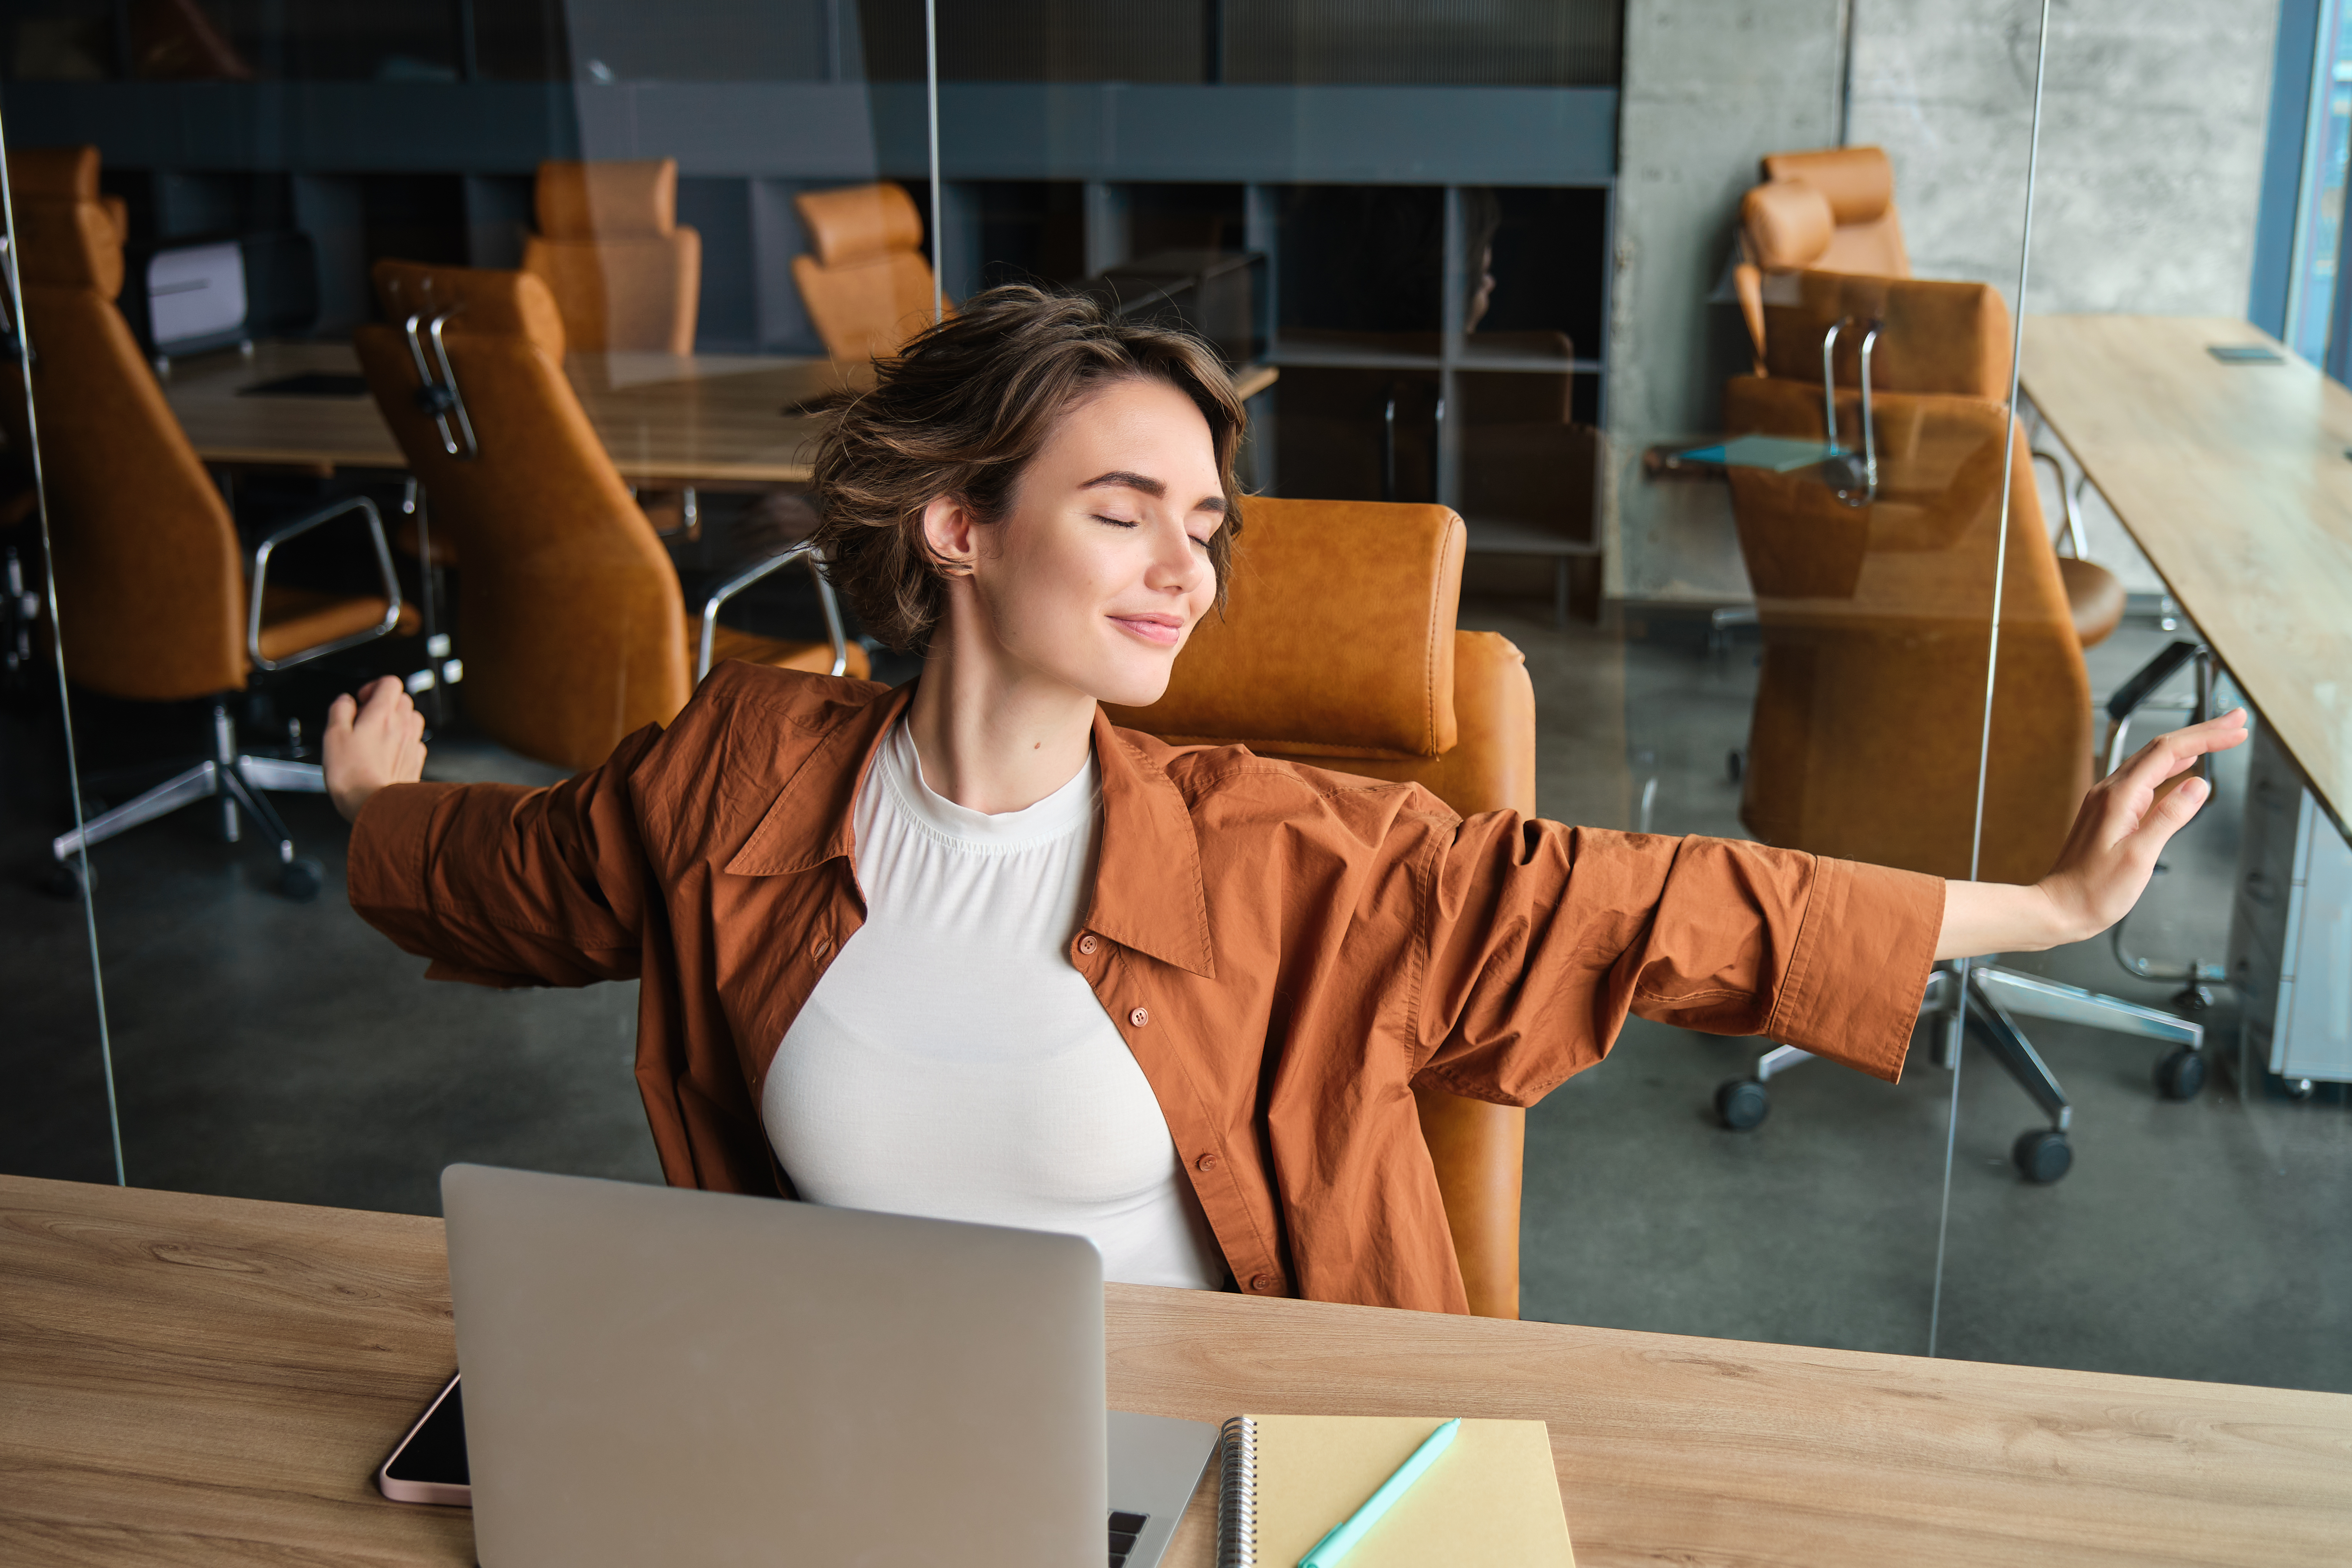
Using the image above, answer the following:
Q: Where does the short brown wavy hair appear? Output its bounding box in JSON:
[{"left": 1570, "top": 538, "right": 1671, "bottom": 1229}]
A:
[{"left": 809, "top": 284, "right": 1248, "bottom": 654}]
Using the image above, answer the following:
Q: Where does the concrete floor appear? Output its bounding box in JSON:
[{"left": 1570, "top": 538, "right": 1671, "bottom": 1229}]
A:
[{"left": 4, "top": 600, "right": 2345, "bottom": 1394}]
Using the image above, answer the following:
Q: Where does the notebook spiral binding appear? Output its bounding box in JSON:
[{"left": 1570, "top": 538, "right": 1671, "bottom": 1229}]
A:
[{"left": 1217, "top": 1415, "right": 1258, "bottom": 1568}]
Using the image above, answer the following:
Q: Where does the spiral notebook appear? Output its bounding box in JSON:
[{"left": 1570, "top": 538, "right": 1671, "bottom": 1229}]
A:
[{"left": 1215, "top": 1414, "right": 1575, "bottom": 1568}]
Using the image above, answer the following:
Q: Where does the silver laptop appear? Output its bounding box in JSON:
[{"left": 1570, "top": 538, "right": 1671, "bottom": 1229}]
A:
[{"left": 442, "top": 1164, "right": 1217, "bottom": 1568}]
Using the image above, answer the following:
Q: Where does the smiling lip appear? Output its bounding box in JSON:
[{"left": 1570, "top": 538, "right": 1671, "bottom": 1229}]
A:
[{"left": 1108, "top": 612, "right": 1185, "bottom": 647}]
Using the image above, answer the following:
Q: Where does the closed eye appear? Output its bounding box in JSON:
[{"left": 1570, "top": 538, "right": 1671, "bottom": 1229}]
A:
[{"left": 1094, "top": 514, "right": 1139, "bottom": 529}]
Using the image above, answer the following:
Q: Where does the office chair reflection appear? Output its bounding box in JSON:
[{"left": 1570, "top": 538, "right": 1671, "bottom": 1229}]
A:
[
  {"left": 1733, "top": 146, "right": 2126, "bottom": 647},
  {"left": 1715, "top": 270, "right": 2203, "bottom": 1183},
  {"left": 2, "top": 146, "right": 414, "bottom": 901},
  {"left": 791, "top": 183, "right": 946, "bottom": 362}
]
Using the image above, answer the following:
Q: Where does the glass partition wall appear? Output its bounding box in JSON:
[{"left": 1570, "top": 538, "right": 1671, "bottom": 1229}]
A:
[
  {"left": 1938, "top": 1, "right": 2352, "bottom": 1393},
  {"left": 13, "top": 0, "right": 2321, "bottom": 1394}
]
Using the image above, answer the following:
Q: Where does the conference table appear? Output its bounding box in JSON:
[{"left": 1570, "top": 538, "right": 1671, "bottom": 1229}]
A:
[
  {"left": 161, "top": 342, "right": 1281, "bottom": 490},
  {"left": 6, "top": 1176, "right": 2347, "bottom": 1566},
  {"left": 2019, "top": 315, "right": 2352, "bottom": 829}
]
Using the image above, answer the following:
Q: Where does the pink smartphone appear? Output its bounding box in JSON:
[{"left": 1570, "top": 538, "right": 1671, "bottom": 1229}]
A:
[{"left": 375, "top": 1372, "right": 471, "bottom": 1505}]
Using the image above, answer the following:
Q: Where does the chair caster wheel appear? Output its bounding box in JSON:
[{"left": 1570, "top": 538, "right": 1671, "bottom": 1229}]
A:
[
  {"left": 2012, "top": 1128, "right": 2072, "bottom": 1184},
  {"left": 278, "top": 856, "right": 324, "bottom": 903},
  {"left": 2154, "top": 1047, "right": 2205, "bottom": 1102},
  {"left": 35, "top": 856, "right": 91, "bottom": 900},
  {"left": 1715, "top": 1078, "right": 1769, "bottom": 1130}
]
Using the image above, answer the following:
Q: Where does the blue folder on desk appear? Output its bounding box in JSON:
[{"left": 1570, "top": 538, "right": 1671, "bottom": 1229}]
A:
[{"left": 1677, "top": 435, "right": 1842, "bottom": 472}]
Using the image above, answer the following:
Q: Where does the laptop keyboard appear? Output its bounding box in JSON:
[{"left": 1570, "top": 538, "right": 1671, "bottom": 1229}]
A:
[{"left": 1107, "top": 1510, "right": 1149, "bottom": 1566}]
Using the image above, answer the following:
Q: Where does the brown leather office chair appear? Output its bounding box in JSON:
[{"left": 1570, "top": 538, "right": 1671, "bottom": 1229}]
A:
[
  {"left": 522, "top": 160, "right": 702, "bottom": 356},
  {"left": 0, "top": 146, "right": 415, "bottom": 899},
  {"left": 1712, "top": 270, "right": 2206, "bottom": 1180},
  {"left": 353, "top": 261, "right": 869, "bottom": 773},
  {"left": 1731, "top": 149, "right": 2121, "bottom": 652},
  {"left": 790, "top": 183, "right": 943, "bottom": 362},
  {"left": 1108, "top": 497, "right": 1533, "bottom": 1318},
  {"left": 1733, "top": 146, "right": 1911, "bottom": 362}
]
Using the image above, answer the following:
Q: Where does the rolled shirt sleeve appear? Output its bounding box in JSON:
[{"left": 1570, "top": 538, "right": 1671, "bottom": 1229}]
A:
[
  {"left": 1412, "top": 817, "right": 1943, "bottom": 1103},
  {"left": 346, "top": 725, "right": 663, "bottom": 989}
]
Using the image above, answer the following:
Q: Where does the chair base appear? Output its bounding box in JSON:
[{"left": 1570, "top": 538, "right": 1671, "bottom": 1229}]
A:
[
  {"left": 50, "top": 702, "right": 329, "bottom": 903},
  {"left": 1713, "top": 961, "right": 2205, "bottom": 1181}
]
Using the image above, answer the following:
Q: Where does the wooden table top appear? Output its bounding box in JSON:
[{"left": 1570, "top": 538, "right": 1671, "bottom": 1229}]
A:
[
  {"left": 160, "top": 344, "right": 1279, "bottom": 492},
  {"left": 7, "top": 1174, "right": 2347, "bottom": 1567},
  {"left": 2020, "top": 315, "right": 2352, "bottom": 826},
  {"left": 161, "top": 341, "right": 862, "bottom": 486}
]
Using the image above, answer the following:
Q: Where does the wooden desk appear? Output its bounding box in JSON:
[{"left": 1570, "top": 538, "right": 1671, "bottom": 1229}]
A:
[
  {"left": 161, "top": 345, "right": 1279, "bottom": 491},
  {"left": 2019, "top": 316, "right": 2352, "bottom": 826},
  {"left": 6, "top": 1175, "right": 2346, "bottom": 1567}
]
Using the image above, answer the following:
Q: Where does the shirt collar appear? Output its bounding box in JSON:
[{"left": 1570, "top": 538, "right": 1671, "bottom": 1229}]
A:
[
  {"left": 722, "top": 683, "right": 1215, "bottom": 979},
  {"left": 1085, "top": 705, "right": 1216, "bottom": 979}
]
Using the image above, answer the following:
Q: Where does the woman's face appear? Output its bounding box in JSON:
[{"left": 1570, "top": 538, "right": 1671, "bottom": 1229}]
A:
[{"left": 926, "top": 375, "right": 1226, "bottom": 708}]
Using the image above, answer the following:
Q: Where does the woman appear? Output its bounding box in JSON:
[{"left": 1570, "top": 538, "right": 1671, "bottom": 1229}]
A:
[{"left": 325, "top": 286, "right": 2243, "bottom": 1314}]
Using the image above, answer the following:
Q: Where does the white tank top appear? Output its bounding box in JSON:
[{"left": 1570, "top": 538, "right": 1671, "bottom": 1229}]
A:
[{"left": 761, "top": 718, "right": 1226, "bottom": 1290}]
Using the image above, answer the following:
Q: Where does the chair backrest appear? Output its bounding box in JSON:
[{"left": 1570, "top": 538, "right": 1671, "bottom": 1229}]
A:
[
  {"left": 790, "top": 183, "right": 940, "bottom": 361},
  {"left": 1106, "top": 496, "right": 1534, "bottom": 1320},
  {"left": 521, "top": 159, "right": 702, "bottom": 356},
  {"left": 1723, "top": 271, "right": 2090, "bottom": 886},
  {"left": 354, "top": 261, "right": 691, "bottom": 770},
  {"left": 1735, "top": 146, "right": 1910, "bottom": 362},
  {"left": 0, "top": 144, "right": 247, "bottom": 700}
]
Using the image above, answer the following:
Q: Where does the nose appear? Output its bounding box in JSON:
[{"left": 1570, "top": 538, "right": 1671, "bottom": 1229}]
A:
[{"left": 1143, "top": 516, "right": 1208, "bottom": 593}]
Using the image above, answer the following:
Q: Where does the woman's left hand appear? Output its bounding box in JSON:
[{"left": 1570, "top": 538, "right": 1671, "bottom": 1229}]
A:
[
  {"left": 2039, "top": 707, "right": 2249, "bottom": 943},
  {"left": 1937, "top": 708, "right": 2250, "bottom": 960}
]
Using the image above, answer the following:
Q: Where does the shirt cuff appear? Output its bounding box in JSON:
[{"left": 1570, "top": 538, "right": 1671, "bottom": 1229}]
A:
[
  {"left": 1766, "top": 856, "right": 1944, "bottom": 1082},
  {"left": 347, "top": 780, "right": 463, "bottom": 939}
]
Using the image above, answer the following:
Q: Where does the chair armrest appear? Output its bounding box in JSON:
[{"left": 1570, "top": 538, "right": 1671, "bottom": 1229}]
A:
[
  {"left": 2029, "top": 448, "right": 2087, "bottom": 558},
  {"left": 247, "top": 495, "right": 404, "bottom": 672},
  {"left": 2099, "top": 637, "right": 2211, "bottom": 777},
  {"left": 697, "top": 541, "right": 852, "bottom": 683}
]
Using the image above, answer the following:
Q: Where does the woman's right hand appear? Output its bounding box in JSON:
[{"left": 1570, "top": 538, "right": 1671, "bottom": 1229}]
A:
[{"left": 324, "top": 676, "right": 428, "bottom": 822}]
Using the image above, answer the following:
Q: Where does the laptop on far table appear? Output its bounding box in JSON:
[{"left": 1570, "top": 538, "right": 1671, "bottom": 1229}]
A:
[{"left": 436, "top": 1164, "right": 1217, "bottom": 1568}]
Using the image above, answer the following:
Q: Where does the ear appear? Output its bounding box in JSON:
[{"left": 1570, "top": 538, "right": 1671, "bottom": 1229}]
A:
[{"left": 920, "top": 494, "right": 978, "bottom": 576}]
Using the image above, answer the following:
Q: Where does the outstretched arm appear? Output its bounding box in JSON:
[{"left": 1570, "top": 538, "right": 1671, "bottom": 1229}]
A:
[
  {"left": 323, "top": 673, "right": 655, "bottom": 989},
  {"left": 1936, "top": 708, "right": 2249, "bottom": 960}
]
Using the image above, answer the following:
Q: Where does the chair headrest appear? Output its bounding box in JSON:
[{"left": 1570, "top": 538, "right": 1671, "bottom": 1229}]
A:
[
  {"left": 535, "top": 159, "right": 677, "bottom": 239},
  {"left": 794, "top": 183, "right": 924, "bottom": 268},
  {"left": 371, "top": 261, "right": 568, "bottom": 360},
  {"left": 5, "top": 147, "right": 121, "bottom": 297},
  {"left": 1741, "top": 179, "right": 1835, "bottom": 270},
  {"left": 1105, "top": 497, "right": 1463, "bottom": 761},
  {"left": 1759, "top": 146, "right": 1895, "bottom": 225},
  {"left": 9, "top": 145, "right": 100, "bottom": 203},
  {"left": 1756, "top": 270, "right": 2010, "bottom": 400}
]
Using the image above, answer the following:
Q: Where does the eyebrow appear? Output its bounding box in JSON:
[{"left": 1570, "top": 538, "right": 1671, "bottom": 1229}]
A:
[{"left": 1081, "top": 470, "right": 1226, "bottom": 514}]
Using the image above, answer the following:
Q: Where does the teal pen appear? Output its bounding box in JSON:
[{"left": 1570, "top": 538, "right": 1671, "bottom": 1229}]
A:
[{"left": 1295, "top": 1418, "right": 1461, "bottom": 1568}]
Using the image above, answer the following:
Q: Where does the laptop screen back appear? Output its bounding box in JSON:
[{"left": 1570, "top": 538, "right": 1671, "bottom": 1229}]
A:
[{"left": 443, "top": 1165, "right": 1107, "bottom": 1568}]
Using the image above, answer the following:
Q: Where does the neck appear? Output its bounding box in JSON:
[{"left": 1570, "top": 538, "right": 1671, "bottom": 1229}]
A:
[{"left": 905, "top": 600, "right": 1097, "bottom": 816}]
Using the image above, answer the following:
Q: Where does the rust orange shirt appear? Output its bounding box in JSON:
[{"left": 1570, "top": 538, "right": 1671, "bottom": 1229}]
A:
[{"left": 349, "top": 663, "right": 1942, "bottom": 1314}]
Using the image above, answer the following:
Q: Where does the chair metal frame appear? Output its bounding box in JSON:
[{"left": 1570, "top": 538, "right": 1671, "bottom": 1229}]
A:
[
  {"left": 1820, "top": 314, "right": 1881, "bottom": 507},
  {"left": 247, "top": 495, "right": 404, "bottom": 672},
  {"left": 695, "top": 540, "right": 851, "bottom": 684},
  {"left": 50, "top": 495, "right": 410, "bottom": 900}
]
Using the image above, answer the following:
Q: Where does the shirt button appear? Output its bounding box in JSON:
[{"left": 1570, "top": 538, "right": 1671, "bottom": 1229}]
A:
[
  {"left": 1194, "top": 1153, "right": 1219, "bottom": 1173},
  {"left": 1249, "top": 1274, "right": 1278, "bottom": 1293},
  {"left": 811, "top": 935, "right": 831, "bottom": 958},
  {"left": 1129, "top": 1007, "right": 1149, "bottom": 1027},
  {"left": 1078, "top": 935, "right": 1098, "bottom": 955}
]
